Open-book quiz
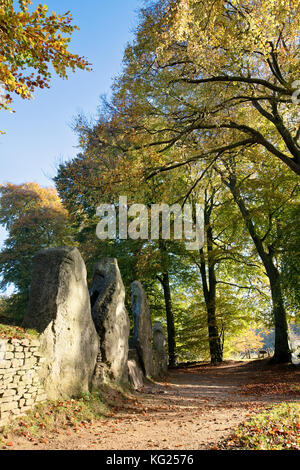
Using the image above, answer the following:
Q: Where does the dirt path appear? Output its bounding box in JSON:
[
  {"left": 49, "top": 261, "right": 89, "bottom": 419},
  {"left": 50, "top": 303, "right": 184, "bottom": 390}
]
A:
[{"left": 8, "top": 360, "right": 300, "bottom": 450}]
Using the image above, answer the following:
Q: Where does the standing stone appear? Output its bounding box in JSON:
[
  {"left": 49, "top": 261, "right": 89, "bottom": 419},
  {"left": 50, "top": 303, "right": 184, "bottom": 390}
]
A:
[
  {"left": 153, "top": 322, "right": 168, "bottom": 376},
  {"left": 127, "top": 349, "right": 144, "bottom": 390},
  {"left": 90, "top": 258, "right": 130, "bottom": 384},
  {"left": 132, "top": 281, "right": 154, "bottom": 378},
  {"left": 23, "top": 247, "right": 99, "bottom": 400}
]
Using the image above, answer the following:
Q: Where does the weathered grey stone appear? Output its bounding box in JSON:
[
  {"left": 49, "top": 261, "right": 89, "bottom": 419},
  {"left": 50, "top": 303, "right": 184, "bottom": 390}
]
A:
[
  {"left": 23, "top": 247, "right": 99, "bottom": 400},
  {"left": 132, "top": 281, "right": 154, "bottom": 378},
  {"left": 153, "top": 322, "right": 167, "bottom": 356},
  {"left": 153, "top": 322, "right": 168, "bottom": 377},
  {"left": 128, "top": 360, "right": 144, "bottom": 390},
  {"left": 90, "top": 258, "right": 130, "bottom": 384},
  {"left": 127, "top": 349, "right": 144, "bottom": 389}
]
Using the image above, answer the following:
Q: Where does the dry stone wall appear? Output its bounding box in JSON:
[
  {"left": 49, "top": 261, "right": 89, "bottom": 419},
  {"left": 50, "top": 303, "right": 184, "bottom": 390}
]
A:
[{"left": 0, "top": 338, "right": 47, "bottom": 427}]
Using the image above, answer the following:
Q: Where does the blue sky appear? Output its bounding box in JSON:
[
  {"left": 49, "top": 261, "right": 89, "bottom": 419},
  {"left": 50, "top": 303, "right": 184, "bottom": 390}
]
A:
[{"left": 0, "top": 0, "right": 142, "bottom": 252}]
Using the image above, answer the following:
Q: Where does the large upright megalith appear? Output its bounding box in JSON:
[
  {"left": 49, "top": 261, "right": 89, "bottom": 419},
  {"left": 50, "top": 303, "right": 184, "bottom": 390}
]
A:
[
  {"left": 153, "top": 321, "right": 168, "bottom": 376},
  {"left": 23, "top": 247, "right": 99, "bottom": 400},
  {"left": 132, "top": 281, "right": 154, "bottom": 378},
  {"left": 90, "top": 258, "right": 130, "bottom": 383}
]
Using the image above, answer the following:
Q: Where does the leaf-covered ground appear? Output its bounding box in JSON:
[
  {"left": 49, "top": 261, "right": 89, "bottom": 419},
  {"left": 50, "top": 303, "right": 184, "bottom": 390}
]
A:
[
  {"left": 0, "top": 391, "right": 111, "bottom": 448},
  {"left": 225, "top": 402, "right": 300, "bottom": 450},
  {"left": 0, "top": 323, "right": 38, "bottom": 340},
  {"left": 0, "top": 360, "right": 299, "bottom": 450}
]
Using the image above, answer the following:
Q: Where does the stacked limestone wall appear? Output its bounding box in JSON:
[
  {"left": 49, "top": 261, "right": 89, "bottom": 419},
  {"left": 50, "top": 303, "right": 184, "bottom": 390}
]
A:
[{"left": 0, "top": 338, "right": 47, "bottom": 427}]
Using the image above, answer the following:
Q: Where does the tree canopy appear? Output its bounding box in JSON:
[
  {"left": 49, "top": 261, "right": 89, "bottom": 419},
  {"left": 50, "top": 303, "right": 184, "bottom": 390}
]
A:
[
  {"left": 101, "top": 0, "right": 300, "bottom": 175},
  {"left": 0, "top": 0, "right": 89, "bottom": 117}
]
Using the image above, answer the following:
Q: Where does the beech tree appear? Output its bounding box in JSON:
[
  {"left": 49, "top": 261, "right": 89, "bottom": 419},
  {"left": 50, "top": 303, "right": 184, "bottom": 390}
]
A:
[
  {"left": 55, "top": 114, "right": 269, "bottom": 365},
  {"left": 93, "top": 0, "right": 299, "bottom": 363},
  {"left": 214, "top": 151, "right": 299, "bottom": 363},
  {"left": 55, "top": 148, "right": 181, "bottom": 367},
  {"left": 0, "top": 183, "right": 73, "bottom": 320},
  {"left": 104, "top": 0, "right": 300, "bottom": 176},
  {"left": 0, "top": 0, "right": 89, "bottom": 118},
  {"left": 54, "top": 1, "right": 299, "bottom": 364}
]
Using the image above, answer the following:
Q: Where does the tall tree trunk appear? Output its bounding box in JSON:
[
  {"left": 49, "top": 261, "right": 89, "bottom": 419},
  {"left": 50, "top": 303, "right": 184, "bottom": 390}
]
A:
[
  {"left": 160, "top": 271, "right": 177, "bottom": 367},
  {"left": 265, "top": 259, "right": 291, "bottom": 363},
  {"left": 157, "top": 240, "right": 177, "bottom": 367},
  {"left": 227, "top": 176, "right": 291, "bottom": 363},
  {"left": 198, "top": 193, "right": 223, "bottom": 364}
]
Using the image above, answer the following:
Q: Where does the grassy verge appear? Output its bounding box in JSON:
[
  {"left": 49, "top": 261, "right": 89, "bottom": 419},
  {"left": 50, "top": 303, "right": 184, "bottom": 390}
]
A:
[
  {"left": 0, "top": 390, "right": 115, "bottom": 448},
  {"left": 0, "top": 322, "right": 38, "bottom": 340},
  {"left": 228, "top": 402, "right": 300, "bottom": 450}
]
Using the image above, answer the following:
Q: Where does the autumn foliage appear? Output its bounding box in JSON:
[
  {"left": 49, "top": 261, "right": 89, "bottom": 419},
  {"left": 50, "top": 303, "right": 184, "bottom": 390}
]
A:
[
  {"left": 0, "top": 183, "right": 72, "bottom": 320},
  {"left": 0, "top": 0, "right": 90, "bottom": 115}
]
